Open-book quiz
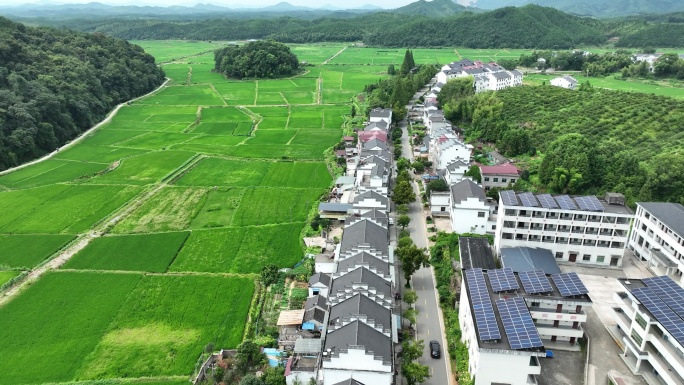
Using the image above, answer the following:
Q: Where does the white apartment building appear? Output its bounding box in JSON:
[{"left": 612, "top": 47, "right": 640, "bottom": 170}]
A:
[
  {"left": 628, "top": 202, "right": 684, "bottom": 286},
  {"left": 494, "top": 191, "right": 633, "bottom": 267},
  {"left": 613, "top": 276, "right": 684, "bottom": 385}
]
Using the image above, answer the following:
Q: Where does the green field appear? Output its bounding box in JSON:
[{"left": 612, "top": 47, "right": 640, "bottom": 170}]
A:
[
  {"left": 525, "top": 73, "right": 684, "bottom": 99},
  {"left": 0, "top": 271, "right": 20, "bottom": 286},
  {"left": 130, "top": 40, "right": 230, "bottom": 63},
  {"left": 0, "top": 234, "right": 74, "bottom": 269},
  {"left": 63, "top": 232, "right": 190, "bottom": 272}
]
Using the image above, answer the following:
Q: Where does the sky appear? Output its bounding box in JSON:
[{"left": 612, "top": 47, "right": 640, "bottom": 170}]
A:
[{"left": 0, "top": 0, "right": 428, "bottom": 8}]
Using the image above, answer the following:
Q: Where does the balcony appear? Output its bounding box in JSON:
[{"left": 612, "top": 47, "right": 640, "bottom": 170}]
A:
[
  {"left": 586, "top": 229, "right": 599, "bottom": 235},
  {"left": 535, "top": 323, "right": 584, "bottom": 338},
  {"left": 613, "top": 307, "right": 633, "bottom": 331},
  {"left": 529, "top": 307, "right": 587, "bottom": 322},
  {"left": 644, "top": 343, "right": 684, "bottom": 384}
]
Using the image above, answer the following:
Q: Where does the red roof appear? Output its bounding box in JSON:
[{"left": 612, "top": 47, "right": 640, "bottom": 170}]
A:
[
  {"left": 336, "top": 150, "right": 346, "bottom": 156},
  {"left": 358, "top": 131, "right": 388, "bottom": 143},
  {"left": 343, "top": 136, "right": 355, "bottom": 141},
  {"left": 479, "top": 163, "right": 519, "bottom": 176}
]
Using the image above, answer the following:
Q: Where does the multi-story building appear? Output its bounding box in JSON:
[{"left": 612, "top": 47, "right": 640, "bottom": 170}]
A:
[
  {"left": 628, "top": 202, "right": 684, "bottom": 286},
  {"left": 368, "top": 108, "right": 392, "bottom": 126},
  {"left": 494, "top": 190, "right": 633, "bottom": 267},
  {"left": 437, "top": 59, "right": 524, "bottom": 93},
  {"left": 429, "top": 179, "right": 495, "bottom": 235},
  {"left": 479, "top": 163, "right": 519, "bottom": 191},
  {"left": 612, "top": 276, "right": 684, "bottom": 385}
]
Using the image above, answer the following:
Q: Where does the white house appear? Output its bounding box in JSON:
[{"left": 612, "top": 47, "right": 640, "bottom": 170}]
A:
[
  {"left": 309, "top": 272, "right": 332, "bottom": 297},
  {"left": 435, "top": 139, "right": 472, "bottom": 170},
  {"left": 437, "top": 59, "right": 524, "bottom": 93},
  {"left": 487, "top": 71, "right": 511, "bottom": 91},
  {"left": 368, "top": 108, "right": 392, "bottom": 126},
  {"left": 479, "top": 163, "right": 519, "bottom": 191},
  {"left": 494, "top": 190, "right": 633, "bottom": 267},
  {"left": 444, "top": 160, "right": 470, "bottom": 185},
  {"left": 352, "top": 190, "right": 389, "bottom": 213},
  {"left": 550, "top": 75, "right": 578, "bottom": 90},
  {"left": 430, "top": 191, "right": 451, "bottom": 217},
  {"left": 632, "top": 53, "right": 662, "bottom": 72},
  {"left": 612, "top": 276, "right": 684, "bottom": 385},
  {"left": 628, "top": 202, "right": 684, "bottom": 286},
  {"left": 447, "top": 179, "right": 494, "bottom": 235}
]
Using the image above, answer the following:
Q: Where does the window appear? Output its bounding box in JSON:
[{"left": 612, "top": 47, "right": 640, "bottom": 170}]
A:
[
  {"left": 583, "top": 254, "right": 591, "bottom": 261},
  {"left": 492, "top": 225, "right": 496, "bottom": 230},
  {"left": 631, "top": 329, "right": 643, "bottom": 346},
  {"left": 493, "top": 178, "right": 499, "bottom": 182},
  {"left": 531, "top": 302, "right": 540, "bottom": 307},
  {"left": 484, "top": 177, "right": 490, "bottom": 182},
  {"left": 510, "top": 179, "right": 516, "bottom": 184},
  {"left": 502, "top": 178, "right": 507, "bottom": 183},
  {"left": 478, "top": 212, "right": 486, "bottom": 218},
  {"left": 312, "top": 289, "right": 320, "bottom": 295},
  {"left": 635, "top": 313, "right": 647, "bottom": 329},
  {"left": 555, "top": 252, "right": 564, "bottom": 259},
  {"left": 441, "top": 207, "right": 446, "bottom": 212},
  {"left": 597, "top": 256, "right": 605, "bottom": 263}
]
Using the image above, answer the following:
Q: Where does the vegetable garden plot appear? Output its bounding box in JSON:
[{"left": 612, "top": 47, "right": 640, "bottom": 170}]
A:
[
  {"left": 85, "top": 150, "right": 194, "bottom": 185},
  {"left": 63, "top": 232, "right": 190, "bottom": 272},
  {"left": 190, "top": 187, "right": 245, "bottom": 229},
  {"left": 0, "top": 234, "right": 74, "bottom": 269},
  {"left": 0, "top": 185, "right": 141, "bottom": 234},
  {"left": 113, "top": 187, "right": 208, "bottom": 233},
  {"left": 231, "top": 187, "right": 323, "bottom": 226},
  {"left": 0, "top": 159, "right": 106, "bottom": 189},
  {"left": 170, "top": 223, "right": 304, "bottom": 273},
  {"left": 76, "top": 275, "right": 254, "bottom": 380},
  {"left": 115, "top": 132, "right": 198, "bottom": 150},
  {"left": 0, "top": 271, "right": 143, "bottom": 385},
  {"left": 175, "top": 157, "right": 269, "bottom": 187},
  {"left": 136, "top": 85, "right": 224, "bottom": 106}
]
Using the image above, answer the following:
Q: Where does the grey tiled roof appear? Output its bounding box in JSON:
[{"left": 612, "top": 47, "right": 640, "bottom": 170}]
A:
[
  {"left": 450, "top": 179, "right": 486, "bottom": 205},
  {"left": 338, "top": 251, "right": 390, "bottom": 276},
  {"left": 304, "top": 307, "right": 327, "bottom": 324},
  {"left": 639, "top": 202, "right": 684, "bottom": 238},
  {"left": 362, "top": 139, "right": 388, "bottom": 151},
  {"left": 369, "top": 108, "right": 392, "bottom": 118},
  {"left": 309, "top": 272, "right": 331, "bottom": 287},
  {"left": 340, "top": 219, "right": 388, "bottom": 254},
  {"left": 329, "top": 293, "right": 391, "bottom": 330},
  {"left": 305, "top": 294, "right": 329, "bottom": 311},
  {"left": 324, "top": 320, "right": 392, "bottom": 364},
  {"left": 491, "top": 72, "right": 511, "bottom": 80},
  {"left": 332, "top": 379, "right": 365, "bottom": 385},
  {"left": 353, "top": 190, "right": 389, "bottom": 206},
  {"left": 446, "top": 160, "right": 469, "bottom": 171},
  {"left": 331, "top": 266, "right": 392, "bottom": 298}
]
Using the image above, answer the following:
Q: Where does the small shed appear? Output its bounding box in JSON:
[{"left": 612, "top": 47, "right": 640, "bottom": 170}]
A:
[{"left": 277, "top": 309, "right": 305, "bottom": 327}]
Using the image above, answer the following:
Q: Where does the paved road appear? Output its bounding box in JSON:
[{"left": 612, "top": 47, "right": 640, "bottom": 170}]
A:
[{"left": 399, "top": 119, "right": 452, "bottom": 385}]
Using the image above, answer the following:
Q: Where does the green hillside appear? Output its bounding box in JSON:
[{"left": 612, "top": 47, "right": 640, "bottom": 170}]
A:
[
  {"left": 394, "top": 0, "right": 472, "bottom": 17},
  {"left": 473, "top": 0, "right": 684, "bottom": 18}
]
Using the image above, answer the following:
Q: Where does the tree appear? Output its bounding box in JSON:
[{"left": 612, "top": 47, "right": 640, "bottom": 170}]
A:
[
  {"left": 497, "top": 128, "right": 531, "bottom": 157},
  {"left": 260, "top": 264, "right": 280, "bottom": 287},
  {"left": 550, "top": 167, "right": 582, "bottom": 194},
  {"left": 393, "top": 180, "right": 416, "bottom": 205},
  {"left": 426, "top": 179, "right": 449, "bottom": 197},
  {"left": 351, "top": 104, "right": 356, "bottom": 117},
  {"left": 396, "top": 157, "right": 411, "bottom": 172},
  {"left": 411, "top": 161, "right": 425, "bottom": 174},
  {"left": 398, "top": 214, "right": 411, "bottom": 229},
  {"left": 262, "top": 366, "right": 286, "bottom": 385},
  {"left": 402, "top": 361, "right": 431, "bottom": 385},
  {"left": 398, "top": 236, "right": 413, "bottom": 248},
  {"left": 236, "top": 340, "right": 266, "bottom": 373},
  {"left": 403, "top": 308, "right": 417, "bottom": 325},
  {"left": 464, "top": 165, "right": 482, "bottom": 183},
  {"left": 539, "top": 133, "right": 598, "bottom": 189},
  {"left": 403, "top": 289, "right": 418, "bottom": 306},
  {"left": 388, "top": 64, "right": 396, "bottom": 75},
  {"left": 437, "top": 76, "right": 475, "bottom": 107},
  {"left": 397, "top": 204, "right": 409, "bottom": 215},
  {"left": 397, "top": 244, "right": 430, "bottom": 285},
  {"left": 214, "top": 40, "right": 300, "bottom": 79},
  {"left": 240, "top": 375, "right": 264, "bottom": 385}
]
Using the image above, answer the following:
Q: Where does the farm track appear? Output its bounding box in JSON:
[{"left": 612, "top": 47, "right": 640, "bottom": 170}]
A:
[{"left": 322, "top": 45, "right": 349, "bottom": 65}]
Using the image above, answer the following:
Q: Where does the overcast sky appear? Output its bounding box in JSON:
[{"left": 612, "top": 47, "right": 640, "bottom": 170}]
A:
[{"left": 2, "top": 0, "right": 430, "bottom": 8}]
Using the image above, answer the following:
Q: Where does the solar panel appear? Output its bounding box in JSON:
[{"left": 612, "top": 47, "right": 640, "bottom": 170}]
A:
[
  {"left": 519, "top": 269, "right": 553, "bottom": 294},
  {"left": 518, "top": 192, "right": 539, "bottom": 207},
  {"left": 551, "top": 272, "right": 588, "bottom": 297},
  {"left": 465, "top": 269, "right": 502, "bottom": 341},
  {"left": 555, "top": 195, "right": 577, "bottom": 210},
  {"left": 488, "top": 267, "right": 520, "bottom": 292},
  {"left": 575, "top": 196, "right": 603, "bottom": 212},
  {"left": 496, "top": 297, "right": 544, "bottom": 350},
  {"left": 631, "top": 287, "right": 684, "bottom": 346},
  {"left": 537, "top": 194, "right": 559, "bottom": 209},
  {"left": 500, "top": 190, "right": 519, "bottom": 206},
  {"left": 643, "top": 276, "right": 684, "bottom": 320}
]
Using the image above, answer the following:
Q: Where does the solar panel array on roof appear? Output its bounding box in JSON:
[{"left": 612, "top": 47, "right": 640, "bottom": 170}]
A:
[
  {"left": 488, "top": 267, "right": 519, "bottom": 292},
  {"left": 537, "top": 194, "right": 559, "bottom": 209},
  {"left": 576, "top": 195, "right": 604, "bottom": 212},
  {"left": 643, "top": 276, "right": 684, "bottom": 321},
  {"left": 631, "top": 287, "right": 684, "bottom": 346},
  {"left": 496, "top": 297, "right": 544, "bottom": 350},
  {"left": 500, "top": 190, "right": 518, "bottom": 206},
  {"left": 551, "top": 272, "right": 588, "bottom": 297},
  {"left": 519, "top": 269, "right": 553, "bottom": 294},
  {"left": 518, "top": 192, "right": 539, "bottom": 207},
  {"left": 465, "top": 269, "right": 501, "bottom": 341},
  {"left": 555, "top": 195, "right": 577, "bottom": 210}
]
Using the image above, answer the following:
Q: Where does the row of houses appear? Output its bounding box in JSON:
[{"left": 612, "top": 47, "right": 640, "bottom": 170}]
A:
[
  {"left": 282, "top": 108, "right": 397, "bottom": 385},
  {"left": 436, "top": 59, "right": 524, "bottom": 93}
]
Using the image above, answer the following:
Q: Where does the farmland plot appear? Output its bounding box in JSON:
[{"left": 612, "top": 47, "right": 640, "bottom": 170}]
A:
[
  {"left": 231, "top": 187, "right": 323, "bottom": 226},
  {"left": 170, "top": 223, "right": 304, "bottom": 273},
  {"left": 0, "top": 159, "right": 106, "bottom": 189},
  {"left": 190, "top": 187, "right": 245, "bottom": 229},
  {"left": 136, "top": 85, "right": 224, "bottom": 106},
  {"left": 76, "top": 275, "right": 254, "bottom": 379},
  {"left": 212, "top": 82, "right": 256, "bottom": 105},
  {"left": 0, "top": 185, "right": 71, "bottom": 229},
  {"left": 0, "top": 271, "right": 143, "bottom": 384},
  {"left": 176, "top": 157, "right": 269, "bottom": 187},
  {"left": 113, "top": 187, "right": 208, "bottom": 233},
  {"left": 63, "top": 232, "right": 190, "bottom": 272},
  {"left": 247, "top": 129, "right": 298, "bottom": 145},
  {"left": 54, "top": 144, "right": 149, "bottom": 163},
  {"left": 130, "top": 40, "right": 228, "bottom": 63},
  {"left": 115, "top": 132, "right": 199, "bottom": 150},
  {"left": 85, "top": 150, "right": 195, "bottom": 185},
  {"left": 288, "top": 44, "right": 347, "bottom": 64},
  {"left": 0, "top": 271, "right": 20, "bottom": 286},
  {"left": 0, "top": 234, "right": 74, "bottom": 269}
]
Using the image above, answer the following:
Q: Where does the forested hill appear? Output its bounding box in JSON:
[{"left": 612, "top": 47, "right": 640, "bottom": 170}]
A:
[
  {"left": 393, "top": 0, "right": 473, "bottom": 17},
  {"left": 0, "top": 17, "right": 165, "bottom": 171},
  {"left": 35, "top": 5, "right": 607, "bottom": 48},
  {"left": 472, "top": 0, "right": 684, "bottom": 18}
]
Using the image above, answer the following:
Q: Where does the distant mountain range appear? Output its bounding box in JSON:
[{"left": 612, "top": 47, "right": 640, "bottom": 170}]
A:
[
  {"left": 470, "top": 0, "right": 684, "bottom": 18},
  {"left": 394, "top": 0, "right": 476, "bottom": 17}
]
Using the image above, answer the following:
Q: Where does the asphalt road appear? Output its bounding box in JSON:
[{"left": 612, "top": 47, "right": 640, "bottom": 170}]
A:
[{"left": 399, "top": 118, "right": 451, "bottom": 385}]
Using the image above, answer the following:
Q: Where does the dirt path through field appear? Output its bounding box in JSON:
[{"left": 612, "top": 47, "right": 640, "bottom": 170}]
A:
[
  {"left": 316, "top": 76, "right": 322, "bottom": 105},
  {"left": 322, "top": 45, "right": 349, "bottom": 65}
]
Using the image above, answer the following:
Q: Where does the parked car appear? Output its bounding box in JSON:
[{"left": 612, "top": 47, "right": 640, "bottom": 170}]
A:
[
  {"left": 389, "top": 218, "right": 395, "bottom": 225},
  {"left": 430, "top": 340, "right": 441, "bottom": 359}
]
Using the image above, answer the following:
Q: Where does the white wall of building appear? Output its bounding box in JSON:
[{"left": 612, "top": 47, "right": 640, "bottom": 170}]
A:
[
  {"left": 430, "top": 193, "right": 450, "bottom": 217},
  {"left": 550, "top": 77, "right": 576, "bottom": 90},
  {"left": 451, "top": 197, "right": 490, "bottom": 235},
  {"left": 476, "top": 351, "right": 542, "bottom": 385},
  {"left": 322, "top": 348, "right": 392, "bottom": 385}
]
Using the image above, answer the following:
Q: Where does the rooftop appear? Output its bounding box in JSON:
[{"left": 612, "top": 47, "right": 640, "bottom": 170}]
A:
[
  {"left": 324, "top": 320, "right": 393, "bottom": 364},
  {"left": 479, "top": 163, "right": 519, "bottom": 176},
  {"left": 638, "top": 202, "right": 684, "bottom": 239},
  {"left": 309, "top": 272, "right": 332, "bottom": 287},
  {"left": 460, "top": 237, "right": 497, "bottom": 270},
  {"left": 340, "top": 219, "right": 388, "bottom": 255},
  {"left": 451, "top": 179, "right": 487, "bottom": 205},
  {"left": 501, "top": 247, "right": 561, "bottom": 275},
  {"left": 331, "top": 266, "right": 392, "bottom": 299},
  {"left": 329, "top": 293, "right": 391, "bottom": 331},
  {"left": 500, "top": 190, "right": 633, "bottom": 214},
  {"left": 277, "top": 309, "right": 305, "bottom": 326},
  {"left": 338, "top": 251, "right": 390, "bottom": 276},
  {"left": 318, "top": 203, "right": 353, "bottom": 213},
  {"left": 369, "top": 108, "right": 392, "bottom": 119}
]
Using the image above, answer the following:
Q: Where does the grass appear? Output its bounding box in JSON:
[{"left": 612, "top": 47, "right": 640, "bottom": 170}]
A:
[
  {"left": 0, "top": 159, "right": 107, "bottom": 189},
  {"left": 63, "top": 232, "right": 190, "bottom": 272},
  {"left": 169, "top": 223, "right": 304, "bottom": 273},
  {"left": 0, "top": 271, "right": 21, "bottom": 286},
  {"left": 85, "top": 150, "right": 194, "bottom": 185},
  {"left": 130, "top": 40, "right": 230, "bottom": 63},
  {"left": 190, "top": 187, "right": 245, "bottom": 229},
  {"left": 231, "top": 187, "right": 322, "bottom": 226},
  {"left": 0, "top": 185, "right": 141, "bottom": 234},
  {"left": 0, "top": 271, "right": 143, "bottom": 384},
  {"left": 0, "top": 234, "right": 74, "bottom": 269},
  {"left": 113, "top": 187, "right": 208, "bottom": 233},
  {"left": 76, "top": 275, "right": 254, "bottom": 379}
]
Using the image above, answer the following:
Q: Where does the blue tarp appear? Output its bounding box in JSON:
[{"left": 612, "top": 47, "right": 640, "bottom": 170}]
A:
[{"left": 302, "top": 322, "right": 316, "bottom": 330}]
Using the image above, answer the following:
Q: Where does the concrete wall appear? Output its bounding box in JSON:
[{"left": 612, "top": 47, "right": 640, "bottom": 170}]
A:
[{"left": 450, "top": 197, "right": 489, "bottom": 235}]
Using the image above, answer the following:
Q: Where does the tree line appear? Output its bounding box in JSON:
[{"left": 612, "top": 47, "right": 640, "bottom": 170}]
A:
[
  {"left": 438, "top": 79, "right": 684, "bottom": 206},
  {"left": 0, "top": 17, "right": 165, "bottom": 171}
]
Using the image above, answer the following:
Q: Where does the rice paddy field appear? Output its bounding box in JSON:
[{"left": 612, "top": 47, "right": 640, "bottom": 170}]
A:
[{"left": 1, "top": 41, "right": 679, "bottom": 385}]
